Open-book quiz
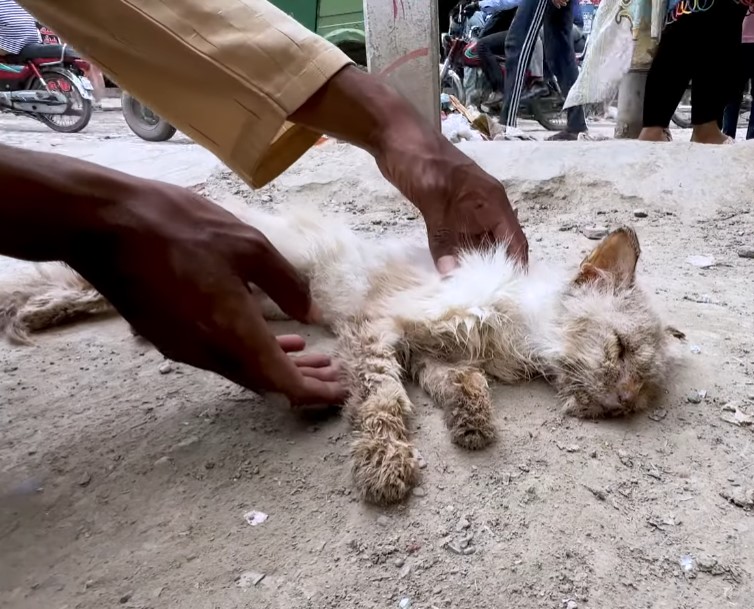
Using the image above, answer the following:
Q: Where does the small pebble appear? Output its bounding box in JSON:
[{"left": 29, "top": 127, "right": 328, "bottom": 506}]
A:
[
  {"left": 158, "top": 361, "right": 174, "bottom": 374},
  {"left": 398, "top": 563, "right": 413, "bottom": 579},
  {"left": 237, "top": 571, "right": 265, "bottom": 588},
  {"left": 78, "top": 472, "right": 92, "bottom": 487},
  {"left": 413, "top": 449, "right": 428, "bottom": 469},
  {"left": 589, "top": 450, "right": 598, "bottom": 459},
  {"left": 687, "top": 255, "right": 715, "bottom": 269},
  {"left": 377, "top": 515, "right": 391, "bottom": 527},
  {"left": 153, "top": 456, "right": 171, "bottom": 467},
  {"left": 462, "top": 546, "right": 476, "bottom": 555},
  {"left": 119, "top": 592, "right": 132, "bottom": 604},
  {"left": 690, "top": 344, "right": 702, "bottom": 354},
  {"left": 175, "top": 435, "right": 200, "bottom": 449},
  {"left": 633, "top": 209, "right": 648, "bottom": 218},
  {"left": 566, "top": 601, "right": 579, "bottom": 609},
  {"left": 398, "top": 597, "right": 413, "bottom": 609},
  {"left": 456, "top": 517, "right": 470, "bottom": 532},
  {"left": 738, "top": 248, "right": 754, "bottom": 259},
  {"left": 412, "top": 486, "right": 427, "bottom": 497},
  {"left": 582, "top": 226, "right": 609, "bottom": 240},
  {"left": 687, "top": 390, "right": 705, "bottom": 404},
  {"left": 393, "top": 558, "right": 405, "bottom": 568}
]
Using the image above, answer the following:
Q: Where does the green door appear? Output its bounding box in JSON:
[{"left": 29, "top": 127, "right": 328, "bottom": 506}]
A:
[{"left": 271, "top": 0, "right": 318, "bottom": 31}]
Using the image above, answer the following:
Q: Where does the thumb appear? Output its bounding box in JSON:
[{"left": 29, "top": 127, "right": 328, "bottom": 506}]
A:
[
  {"left": 427, "top": 225, "right": 460, "bottom": 276},
  {"left": 242, "top": 232, "right": 315, "bottom": 324}
]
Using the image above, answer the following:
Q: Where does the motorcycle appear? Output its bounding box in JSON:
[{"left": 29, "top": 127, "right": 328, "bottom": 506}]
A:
[
  {"left": 0, "top": 27, "right": 94, "bottom": 133},
  {"left": 441, "top": 1, "right": 588, "bottom": 131}
]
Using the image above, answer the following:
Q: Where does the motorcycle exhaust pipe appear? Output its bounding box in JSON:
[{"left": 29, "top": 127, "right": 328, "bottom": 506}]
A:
[{"left": 0, "top": 90, "right": 70, "bottom": 114}]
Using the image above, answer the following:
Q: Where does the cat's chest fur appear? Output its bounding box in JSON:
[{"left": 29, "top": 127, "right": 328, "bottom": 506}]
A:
[{"left": 357, "top": 244, "right": 566, "bottom": 383}]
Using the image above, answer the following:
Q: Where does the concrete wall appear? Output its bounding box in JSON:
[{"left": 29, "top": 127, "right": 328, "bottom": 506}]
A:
[{"left": 364, "top": 0, "right": 440, "bottom": 129}]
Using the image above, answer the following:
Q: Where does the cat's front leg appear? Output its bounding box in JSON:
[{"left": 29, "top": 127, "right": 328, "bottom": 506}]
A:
[
  {"left": 411, "top": 357, "right": 496, "bottom": 450},
  {"left": 337, "top": 320, "right": 419, "bottom": 505}
]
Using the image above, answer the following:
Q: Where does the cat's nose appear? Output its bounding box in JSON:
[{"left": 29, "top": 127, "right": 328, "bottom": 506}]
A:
[{"left": 617, "top": 389, "right": 636, "bottom": 404}]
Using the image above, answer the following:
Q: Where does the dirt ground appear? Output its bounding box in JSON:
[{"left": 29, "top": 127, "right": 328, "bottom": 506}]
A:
[{"left": 1, "top": 111, "right": 753, "bottom": 609}]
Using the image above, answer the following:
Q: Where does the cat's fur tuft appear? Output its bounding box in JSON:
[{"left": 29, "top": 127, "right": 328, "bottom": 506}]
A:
[{"left": 0, "top": 209, "right": 684, "bottom": 504}]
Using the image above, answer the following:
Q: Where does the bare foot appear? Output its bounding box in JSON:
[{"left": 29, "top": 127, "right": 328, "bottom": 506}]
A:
[
  {"left": 690, "top": 121, "right": 732, "bottom": 145},
  {"left": 639, "top": 127, "right": 672, "bottom": 142}
]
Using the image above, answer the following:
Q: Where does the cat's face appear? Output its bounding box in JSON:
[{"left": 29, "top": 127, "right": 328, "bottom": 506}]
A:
[{"left": 553, "top": 228, "right": 682, "bottom": 418}]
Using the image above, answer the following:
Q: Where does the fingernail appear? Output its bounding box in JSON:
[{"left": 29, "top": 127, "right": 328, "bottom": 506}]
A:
[{"left": 436, "top": 255, "right": 458, "bottom": 276}]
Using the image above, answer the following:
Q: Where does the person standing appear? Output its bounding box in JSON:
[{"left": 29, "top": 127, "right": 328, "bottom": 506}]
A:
[
  {"left": 722, "top": 12, "right": 754, "bottom": 140},
  {"left": 501, "top": 0, "right": 588, "bottom": 140}
]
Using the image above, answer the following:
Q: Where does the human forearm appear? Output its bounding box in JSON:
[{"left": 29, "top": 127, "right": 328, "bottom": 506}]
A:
[
  {"left": 289, "top": 66, "right": 481, "bottom": 217},
  {"left": 0, "top": 144, "right": 139, "bottom": 262}
]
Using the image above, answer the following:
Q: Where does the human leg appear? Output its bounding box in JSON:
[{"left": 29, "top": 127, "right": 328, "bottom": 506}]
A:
[
  {"left": 476, "top": 31, "right": 507, "bottom": 95},
  {"left": 542, "top": 0, "right": 587, "bottom": 136},
  {"left": 501, "top": 0, "right": 549, "bottom": 128},
  {"left": 689, "top": 0, "right": 747, "bottom": 144},
  {"left": 639, "top": 14, "right": 693, "bottom": 141}
]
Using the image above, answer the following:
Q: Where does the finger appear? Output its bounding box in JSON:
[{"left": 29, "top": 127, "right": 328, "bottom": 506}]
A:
[
  {"left": 276, "top": 334, "right": 306, "bottom": 352},
  {"left": 427, "top": 225, "right": 459, "bottom": 270},
  {"left": 296, "top": 365, "right": 341, "bottom": 383},
  {"left": 291, "top": 353, "right": 334, "bottom": 368},
  {"left": 290, "top": 376, "right": 349, "bottom": 407},
  {"left": 240, "top": 231, "right": 315, "bottom": 324}
]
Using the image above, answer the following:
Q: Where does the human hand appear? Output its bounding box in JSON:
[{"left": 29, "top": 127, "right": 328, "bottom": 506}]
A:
[
  {"left": 287, "top": 66, "right": 528, "bottom": 274},
  {"left": 67, "top": 181, "right": 347, "bottom": 407},
  {"left": 374, "top": 119, "right": 529, "bottom": 274},
  {"left": 551, "top": 0, "right": 569, "bottom": 7}
]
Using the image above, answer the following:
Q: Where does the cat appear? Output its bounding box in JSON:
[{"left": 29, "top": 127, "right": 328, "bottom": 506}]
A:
[{"left": 0, "top": 207, "right": 685, "bottom": 505}]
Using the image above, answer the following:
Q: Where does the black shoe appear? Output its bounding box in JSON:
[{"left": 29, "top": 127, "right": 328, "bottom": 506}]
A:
[
  {"left": 521, "top": 82, "right": 549, "bottom": 101},
  {"left": 546, "top": 130, "right": 581, "bottom": 141}
]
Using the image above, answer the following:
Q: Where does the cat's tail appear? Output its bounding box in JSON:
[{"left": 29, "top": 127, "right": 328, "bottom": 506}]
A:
[{"left": 0, "top": 264, "right": 112, "bottom": 344}]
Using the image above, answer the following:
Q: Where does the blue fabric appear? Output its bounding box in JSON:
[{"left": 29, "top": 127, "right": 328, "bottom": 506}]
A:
[
  {"left": 573, "top": 0, "right": 584, "bottom": 28},
  {"left": 480, "top": 0, "right": 522, "bottom": 15}
]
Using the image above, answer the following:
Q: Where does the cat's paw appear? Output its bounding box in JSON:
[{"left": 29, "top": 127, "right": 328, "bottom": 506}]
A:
[
  {"left": 449, "top": 414, "right": 496, "bottom": 450},
  {"left": 351, "top": 436, "right": 419, "bottom": 505}
]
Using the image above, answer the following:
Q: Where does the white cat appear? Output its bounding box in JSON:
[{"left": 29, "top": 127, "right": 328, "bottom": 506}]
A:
[{"left": 0, "top": 208, "right": 684, "bottom": 504}]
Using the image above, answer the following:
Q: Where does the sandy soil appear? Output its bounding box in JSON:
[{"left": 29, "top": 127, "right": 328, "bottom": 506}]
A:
[{"left": 1, "top": 113, "right": 753, "bottom": 609}]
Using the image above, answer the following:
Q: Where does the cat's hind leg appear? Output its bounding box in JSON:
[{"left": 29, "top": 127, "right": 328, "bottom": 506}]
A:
[
  {"left": 337, "top": 319, "right": 419, "bottom": 505},
  {"left": 411, "top": 357, "right": 496, "bottom": 450}
]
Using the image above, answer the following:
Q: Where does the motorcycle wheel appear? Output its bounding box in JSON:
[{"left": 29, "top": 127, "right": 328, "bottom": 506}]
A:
[
  {"left": 671, "top": 87, "right": 692, "bottom": 129},
  {"left": 32, "top": 69, "right": 92, "bottom": 133},
  {"left": 121, "top": 92, "right": 177, "bottom": 142}
]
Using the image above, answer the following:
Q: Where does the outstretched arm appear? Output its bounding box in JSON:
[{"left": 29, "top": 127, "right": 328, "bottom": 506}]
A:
[
  {"left": 18, "top": 0, "right": 527, "bottom": 272},
  {"left": 0, "top": 144, "right": 345, "bottom": 406}
]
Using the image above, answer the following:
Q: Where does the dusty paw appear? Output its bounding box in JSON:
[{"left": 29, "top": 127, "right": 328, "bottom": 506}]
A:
[
  {"left": 450, "top": 417, "right": 496, "bottom": 450},
  {"left": 351, "top": 436, "right": 419, "bottom": 505}
]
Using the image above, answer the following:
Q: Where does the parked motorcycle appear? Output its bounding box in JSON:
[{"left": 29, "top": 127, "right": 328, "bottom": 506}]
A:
[
  {"left": 441, "top": 1, "right": 588, "bottom": 131},
  {"left": 0, "top": 27, "right": 94, "bottom": 133}
]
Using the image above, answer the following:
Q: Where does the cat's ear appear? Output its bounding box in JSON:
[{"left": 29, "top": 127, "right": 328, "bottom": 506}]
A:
[{"left": 574, "top": 227, "right": 640, "bottom": 288}]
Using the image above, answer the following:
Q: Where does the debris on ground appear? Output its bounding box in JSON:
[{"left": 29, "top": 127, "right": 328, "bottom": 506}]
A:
[
  {"left": 737, "top": 248, "right": 754, "bottom": 259},
  {"left": 720, "top": 487, "right": 754, "bottom": 510},
  {"left": 398, "top": 597, "right": 413, "bottom": 609},
  {"left": 633, "top": 209, "right": 648, "bottom": 218},
  {"left": 582, "top": 226, "right": 609, "bottom": 240},
  {"left": 158, "top": 361, "right": 174, "bottom": 374},
  {"left": 690, "top": 344, "right": 702, "bottom": 354},
  {"left": 236, "top": 571, "right": 266, "bottom": 588},
  {"left": 687, "top": 255, "right": 716, "bottom": 269},
  {"left": 244, "top": 510, "right": 268, "bottom": 526},
  {"left": 412, "top": 486, "right": 427, "bottom": 497},
  {"left": 687, "top": 390, "right": 706, "bottom": 404},
  {"left": 719, "top": 403, "right": 753, "bottom": 428}
]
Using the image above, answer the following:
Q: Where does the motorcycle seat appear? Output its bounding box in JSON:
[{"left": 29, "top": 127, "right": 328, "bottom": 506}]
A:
[{"left": 6, "top": 43, "right": 79, "bottom": 62}]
